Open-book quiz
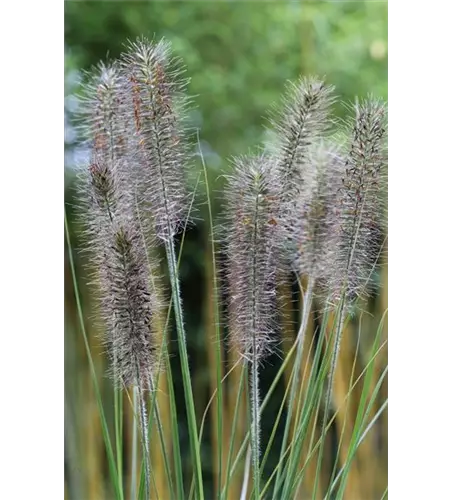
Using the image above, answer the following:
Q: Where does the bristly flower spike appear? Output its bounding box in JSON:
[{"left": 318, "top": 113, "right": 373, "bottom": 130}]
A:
[
  {"left": 261, "top": 82, "right": 336, "bottom": 489},
  {"left": 287, "top": 141, "right": 345, "bottom": 283},
  {"left": 326, "top": 97, "right": 388, "bottom": 307},
  {"left": 119, "top": 38, "right": 205, "bottom": 497},
  {"left": 225, "top": 153, "right": 285, "bottom": 361},
  {"left": 119, "top": 36, "right": 192, "bottom": 241},
  {"left": 314, "top": 98, "right": 388, "bottom": 487},
  {"left": 76, "top": 61, "right": 133, "bottom": 230},
  {"left": 224, "top": 152, "right": 285, "bottom": 498},
  {"left": 77, "top": 61, "right": 162, "bottom": 390},
  {"left": 77, "top": 61, "right": 163, "bottom": 499},
  {"left": 267, "top": 76, "right": 336, "bottom": 201},
  {"left": 76, "top": 61, "right": 129, "bottom": 175}
]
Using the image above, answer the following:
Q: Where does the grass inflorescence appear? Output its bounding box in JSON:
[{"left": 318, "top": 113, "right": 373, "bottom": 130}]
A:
[{"left": 66, "top": 35, "right": 388, "bottom": 500}]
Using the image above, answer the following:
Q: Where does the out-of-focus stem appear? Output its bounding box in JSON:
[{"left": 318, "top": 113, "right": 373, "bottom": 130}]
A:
[
  {"left": 273, "top": 278, "right": 314, "bottom": 498},
  {"left": 165, "top": 235, "right": 204, "bottom": 500}
]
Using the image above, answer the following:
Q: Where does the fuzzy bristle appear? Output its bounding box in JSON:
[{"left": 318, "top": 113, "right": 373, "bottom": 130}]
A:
[
  {"left": 100, "top": 222, "right": 160, "bottom": 389},
  {"left": 80, "top": 163, "right": 161, "bottom": 389},
  {"left": 268, "top": 76, "right": 336, "bottom": 199},
  {"left": 77, "top": 59, "right": 161, "bottom": 390},
  {"left": 77, "top": 62, "right": 130, "bottom": 240},
  {"left": 224, "top": 153, "right": 285, "bottom": 361},
  {"left": 325, "top": 98, "right": 387, "bottom": 305},
  {"left": 76, "top": 61, "right": 129, "bottom": 166},
  {"left": 119, "top": 37, "right": 192, "bottom": 241},
  {"left": 287, "top": 142, "right": 345, "bottom": 282}
]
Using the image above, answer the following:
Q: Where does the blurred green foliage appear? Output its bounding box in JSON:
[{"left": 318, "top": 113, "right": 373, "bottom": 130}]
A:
[{"left": 65, "top": 1, "right": 387, "bottom": 171}]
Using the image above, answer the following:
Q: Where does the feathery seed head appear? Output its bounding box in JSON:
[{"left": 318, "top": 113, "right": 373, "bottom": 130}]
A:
[
  {"left": 87, "top": 161, "right": 118, "bottom": 215},
  {"left": 76, "top": 61, "right": 135, "bottom": 226},
  {"left": 77, "top": 61, "right": 129, "bottom": 165},
  {"left": 80, "top": 158, "right": 162, "bottom": 390},
  {"left": 268, "top": 76, "right": 336, "bottom": 200},
  {"left": 79, "top": 159, "right": 162, "bottom": 390},
  {"left": 224, "top": 153, "right": 286, "bottom": 361},
  {"left": 325, "top": 97, "right": 387, "bottom": 306},
  {"left": 101, "top": 221, "right": 161, "bottom": 389},
  {"left": 119, "top": 37, "right": 192, "bottom": 241},
  {"left": 287, "top": 142, "right": 345, "bottom": 282},
  {"left": 77, "top": 58, "right": 162, "bottom": 390}
]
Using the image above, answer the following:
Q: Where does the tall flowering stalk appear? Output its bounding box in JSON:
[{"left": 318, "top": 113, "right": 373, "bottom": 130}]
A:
[
  {"left": 313, "top": 98, "right": 387, "bottom": 497},
  {"left": 322, "top": 98, "right": 387, "bottom": 384},
  {"left": 326, "top": 98, "right": 387, "bottom": 308},
  {"left": 267, "top": 77, "right": 336, "bottom": 496},
  {"left": 119, "top": 37, "right": 204, "bottom": 499},
  {"left": 268, "top": 76, "right": 335, "bottom": 359},
  {"left": 77, "top": 61, "right": 162, "bottom": 499},
  {"left": 266, "top": 75, "right": 337, "bottom": 367},
  {"left": 224, "top": 153, "right": 285, "bottom": 499}
]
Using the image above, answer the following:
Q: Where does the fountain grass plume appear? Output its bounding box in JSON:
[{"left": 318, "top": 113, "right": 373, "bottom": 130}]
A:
[
  {"left": 119, "top": 36, "right": 193, "bottom": 241},
  {"left": 223, "top": 152, "right": 287, "bottom": 499}
]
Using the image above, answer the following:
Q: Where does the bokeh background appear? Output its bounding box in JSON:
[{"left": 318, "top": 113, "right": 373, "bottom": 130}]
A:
[{"left": 64, "top": 2, "right": 388, "bottom": 499}]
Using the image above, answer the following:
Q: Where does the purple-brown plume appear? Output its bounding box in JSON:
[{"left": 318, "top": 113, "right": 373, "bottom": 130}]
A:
[
  {"left": 77, "top": 62, "right": 161, "bottom": 390},
  {"left": 267, "top": 76, "right": 335, "bottom": 200},
  {"left": 224, "top": 153, "right": 286, "bottom": 361},
  {"left": 119, "top": 37, "right": 192, "bottom": 241},
  {"left": 325, "top": 98, "right": 387, "bottom": 306},
  {"left": 287, "top": 141, "right": 345, "bottom": 283}
]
